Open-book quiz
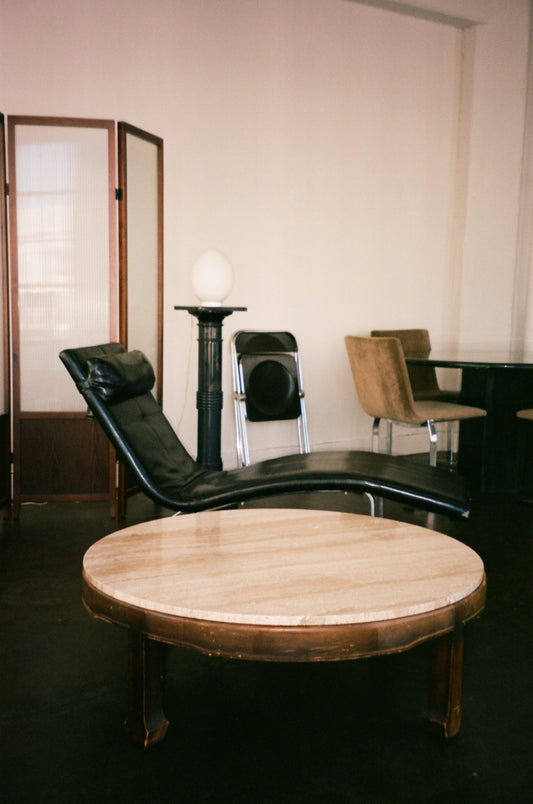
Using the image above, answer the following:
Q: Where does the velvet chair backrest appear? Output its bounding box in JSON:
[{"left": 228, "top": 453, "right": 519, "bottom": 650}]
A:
[
  {"left": 344, "top": 335, "right": 422, "bottom": 424},
  {"left": 370, "top": 328, "right": 440, "bottom": 397}
]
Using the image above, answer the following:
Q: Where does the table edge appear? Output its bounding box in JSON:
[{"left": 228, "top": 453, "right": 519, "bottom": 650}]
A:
[
  {"left": 405, "top": 355, "right": 533, "bottom": 369},
  {"left": 82, "top": 574, "right": 486, "bottom": 663}
]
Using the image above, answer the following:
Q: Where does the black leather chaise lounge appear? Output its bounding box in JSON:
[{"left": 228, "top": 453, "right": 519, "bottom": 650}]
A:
[{"left": 59, "top": 343, "right": 471, "bottom": 518}]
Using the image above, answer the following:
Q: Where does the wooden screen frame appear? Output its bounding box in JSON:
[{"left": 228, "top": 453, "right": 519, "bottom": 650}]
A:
[
  {"left": 8, "top": 116, "right": 118, "bottom": 516},
  {"left": 0, "top": 114, "right": 11, "bottom": 515},
  {"left": 117, "top": 123, "right": 164, "bottom": 516},
  {"left": 118, "top": 122, "right": 164, "bottom": 400}
]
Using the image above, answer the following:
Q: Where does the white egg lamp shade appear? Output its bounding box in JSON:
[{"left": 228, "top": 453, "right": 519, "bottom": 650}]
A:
[{"left": 191, "top": 248, "right": 234, "bottom": 306}]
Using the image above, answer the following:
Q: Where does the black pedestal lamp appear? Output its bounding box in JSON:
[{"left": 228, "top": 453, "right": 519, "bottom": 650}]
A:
[{"left": 175, "top": 249, "right": 246, "bottom": 470}]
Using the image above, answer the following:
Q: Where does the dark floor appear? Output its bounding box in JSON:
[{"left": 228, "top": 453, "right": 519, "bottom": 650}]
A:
[{"left": 1, "top": 488, "right": 531, "bottom": 803}]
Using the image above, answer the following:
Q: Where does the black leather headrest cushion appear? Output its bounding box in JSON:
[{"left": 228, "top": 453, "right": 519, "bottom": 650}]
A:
[{"left": 87, "top": 350, "right": 155, "bottom": 403}]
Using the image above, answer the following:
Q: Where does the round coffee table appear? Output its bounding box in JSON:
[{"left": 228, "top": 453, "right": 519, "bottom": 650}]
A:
[{"left": 82, "top": 509, "right": 486, "bottom": 747}]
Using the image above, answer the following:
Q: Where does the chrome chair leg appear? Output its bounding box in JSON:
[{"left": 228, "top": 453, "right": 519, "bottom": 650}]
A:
[
  {"left": 372, "top": 418, "right": 381, "bottom": 452},
  {"left": 385, "top": 420, "right": 393, "bottom": 454},
  {"left": 298, "top": 400, "right": 311, "bottom": 455},
  {"left": 364, "top": 492, "right": 376, "bottom": 516},
  {"left": 234, "top": 398, "right": 250, "bottom": 466},
  {"left": 370, "top": 421, "right": 385, "bottom": 516},
  {"left": 427, "top": 420, "right": 438, "bottom": 466},
  {"left": 447, "top": 421, "right": 458, "bottom": 465}
]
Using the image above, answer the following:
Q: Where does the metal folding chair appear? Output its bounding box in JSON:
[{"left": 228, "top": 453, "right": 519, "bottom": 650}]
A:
[{"left": 231, "top": 331, "right": 310, "bottom": 466}]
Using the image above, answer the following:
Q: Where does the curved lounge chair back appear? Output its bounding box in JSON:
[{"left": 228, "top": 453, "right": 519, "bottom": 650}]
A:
[{"left": 59, "top": 344, "right": 205, "bottom": 506}]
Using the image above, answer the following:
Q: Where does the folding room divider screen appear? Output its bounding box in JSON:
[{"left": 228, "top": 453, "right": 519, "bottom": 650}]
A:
[{"left": 5, "top": 116, "right": 163, "bottom": 516}]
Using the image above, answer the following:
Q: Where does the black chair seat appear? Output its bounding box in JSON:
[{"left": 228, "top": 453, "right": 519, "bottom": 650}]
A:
[
  {"left": 60, "top": 343, "right": 470, "bottom": 519},
  {"left": 179, "top": 450, "right": 470, "bottom": 516}
]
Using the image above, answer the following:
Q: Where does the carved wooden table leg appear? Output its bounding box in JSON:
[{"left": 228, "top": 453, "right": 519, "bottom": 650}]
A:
[
  {"left": 425, "top": 624, "right": 464, "bottom": 738},
  {"left": 125, "top": 631, "right": 169, "bottom": 749}
]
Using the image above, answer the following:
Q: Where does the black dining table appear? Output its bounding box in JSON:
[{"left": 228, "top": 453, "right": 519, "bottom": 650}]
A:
[{"left": 406, "top": 346, "right": 533, "bottom": 494}]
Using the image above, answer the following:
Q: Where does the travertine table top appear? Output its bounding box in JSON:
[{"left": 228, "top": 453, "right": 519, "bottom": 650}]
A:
[{"left": 83, "top": 509, "right": 485, "bottom": 627}]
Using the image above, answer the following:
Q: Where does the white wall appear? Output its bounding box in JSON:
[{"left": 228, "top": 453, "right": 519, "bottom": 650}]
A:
[
  {"left": 458, "top": 0, "right": 531, "bottom": 346},
  {"left": 0, "top": 0, "right": 530, "bottom": 466}
]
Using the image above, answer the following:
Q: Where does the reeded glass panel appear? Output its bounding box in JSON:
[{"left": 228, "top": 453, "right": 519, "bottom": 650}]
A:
[
  {"left": 14, "top": 124, "right": 111, "bottom": 411},
  {"left": 125, "top": 132, "right": 159, "bottom": 378}
]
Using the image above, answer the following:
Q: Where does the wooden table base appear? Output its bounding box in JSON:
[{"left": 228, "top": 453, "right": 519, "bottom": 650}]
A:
[
  {"left": 82, "top": 578, "right": 485, "bottom": 748},
  {"left": 124, "top": 626, "right": 469, "bottom": 749}
]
